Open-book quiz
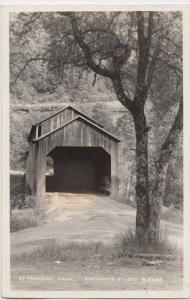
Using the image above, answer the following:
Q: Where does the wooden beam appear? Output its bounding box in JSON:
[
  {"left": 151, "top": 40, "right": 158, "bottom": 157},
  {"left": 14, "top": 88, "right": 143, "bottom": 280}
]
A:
[
  {"left": 111, "top": 144, "right": 119, "bottom": 197},
  {"left": 35, "top": 125, "right": 38, "bottom": 139},
  {"left": 35, "top": 143, "right": 46, "bottom": 200}
]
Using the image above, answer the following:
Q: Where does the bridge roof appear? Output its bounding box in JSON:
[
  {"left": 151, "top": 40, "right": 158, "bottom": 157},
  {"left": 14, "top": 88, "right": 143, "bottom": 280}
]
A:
[{"left": 33, "top": 115, "right": 121, "bottom": 143}]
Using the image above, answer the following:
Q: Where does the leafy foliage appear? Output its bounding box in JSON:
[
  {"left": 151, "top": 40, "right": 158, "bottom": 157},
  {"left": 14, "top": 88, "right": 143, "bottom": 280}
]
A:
[{"left": 9, "top": 12, "right": 183, "bottom": 236}]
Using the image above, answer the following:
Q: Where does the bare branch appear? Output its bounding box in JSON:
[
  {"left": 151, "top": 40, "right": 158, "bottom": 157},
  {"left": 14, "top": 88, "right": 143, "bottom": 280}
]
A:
[
  {"left": 11, "top": 56, "right": 48, "bottom": 86},
  {"left": 61, "top": 12, "right": 115, "bottom": 79},
  {"left": 13, "top": 12, "right": 43, "bottom": 36},
  {"left": 68, "top": 12, "right": 134, "bottom": 110},
  {"left": 106, "top": 12, "right": 121, "bottom": 29}
]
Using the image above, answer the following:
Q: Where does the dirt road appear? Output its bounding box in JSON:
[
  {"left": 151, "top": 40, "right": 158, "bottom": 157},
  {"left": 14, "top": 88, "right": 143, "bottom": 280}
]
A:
[{"left": 11, "top": 193, "right": 183, "bottom": 256}]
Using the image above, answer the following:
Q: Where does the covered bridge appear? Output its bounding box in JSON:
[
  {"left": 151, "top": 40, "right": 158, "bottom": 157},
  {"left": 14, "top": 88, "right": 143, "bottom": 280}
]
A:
[{"left": 26, "top": 105, "right": 121, "bottom": 197}]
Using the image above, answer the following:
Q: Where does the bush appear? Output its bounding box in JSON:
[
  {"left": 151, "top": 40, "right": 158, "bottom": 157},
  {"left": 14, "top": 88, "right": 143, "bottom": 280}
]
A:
[
  {"left": 10, "top": 173, "right": 36, "bottom": 209},
  {"left": 23, "top": 195, "right": 37, "bottom": 208},
  {"left": 10, "top": 194, "right": 50, "bottom": 232},
  {"left": 10, "top": 208, "right": 37, "bottom": 232},
  {"left": 10, "top": 174, "right": 25, "bottom": 208},
  {"left": 112, "top": 230, "right": 181, "bottom": 258},
  {"left": 10, "top": 194, "right": 37, "bottom": 210}
]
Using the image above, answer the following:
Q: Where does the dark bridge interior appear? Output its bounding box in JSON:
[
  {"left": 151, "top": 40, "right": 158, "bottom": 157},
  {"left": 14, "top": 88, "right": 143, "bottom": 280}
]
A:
[{"left": 46, "top": 147, "right": 111, "bottom": 194}]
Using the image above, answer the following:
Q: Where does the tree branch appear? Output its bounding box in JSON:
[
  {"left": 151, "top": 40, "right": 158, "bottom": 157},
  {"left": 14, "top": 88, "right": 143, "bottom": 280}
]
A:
[
  {"left": 146, "top": 40, "right": 162, "bottom": 87},
  {"left": 14, "top": 12, "right": 43, "bottom": 36},
  {"left": 57, "top": 11, "right": 135, "bottom": 110},
  {"left": 61, "top": 12, "right": 115, "bottom": 79},
  {"left": 82, "top": 28, "right": 122, "bottom": 47},
  {"left": 106, "top": 12, "right": 121, "bottom": 29},
  {"left": 11, "top": 56, "right": 48, "bottom": 86},
  {"left": 112, "top": 76, "right": 133, "bottom": 112},
  {"left": 157, "top": 98, "right": 183, "bottom": 168}
]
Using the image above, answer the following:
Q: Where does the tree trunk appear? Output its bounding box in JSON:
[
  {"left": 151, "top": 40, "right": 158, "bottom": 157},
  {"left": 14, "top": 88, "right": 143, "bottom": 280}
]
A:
[
  {"left": 148, "top": 100, "right": 183, "bottom": 244},
  {"left": 133, "top": 109, "right": 150, "bottom": 246},
  {"left": 148, "top": 162, "right": 169, "bottom": 244}
]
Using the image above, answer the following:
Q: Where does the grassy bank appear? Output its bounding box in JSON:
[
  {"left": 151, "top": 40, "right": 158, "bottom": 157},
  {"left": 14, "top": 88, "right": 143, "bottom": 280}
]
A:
[{"left": 11, "top": 237, "right": 183, "bottom": 291}]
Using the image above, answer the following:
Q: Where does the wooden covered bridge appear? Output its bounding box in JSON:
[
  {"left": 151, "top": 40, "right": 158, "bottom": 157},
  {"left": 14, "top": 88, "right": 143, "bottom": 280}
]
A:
[{"left": 26, "top": 106, "right": 121, "bottom": 197}]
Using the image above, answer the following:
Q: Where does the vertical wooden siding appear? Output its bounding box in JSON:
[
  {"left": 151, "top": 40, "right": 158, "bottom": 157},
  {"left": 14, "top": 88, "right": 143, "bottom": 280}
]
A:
[
  {"left": 41, "top": 119, "right": 114, "bottom": 156},
  {"left": 27, "top": 117, "right": 119, "bottom": 197},
  {"left": 39, "top": 107, "right": 78, "bottom": 136}
]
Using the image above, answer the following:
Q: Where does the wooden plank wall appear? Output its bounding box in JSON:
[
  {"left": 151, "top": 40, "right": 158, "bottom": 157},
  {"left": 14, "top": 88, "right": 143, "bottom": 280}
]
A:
[
  {"left": 27, "top": 117, "right": 119, "bottom": 197},
  {"left": 37, "top": 107, "right": 78, "bottom": 137},
  {"left": 40, "top": 119, "right": 114, "bottom": 156}
]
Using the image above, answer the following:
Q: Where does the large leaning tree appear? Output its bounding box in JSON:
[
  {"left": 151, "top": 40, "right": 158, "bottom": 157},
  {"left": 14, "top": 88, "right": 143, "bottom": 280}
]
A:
[{"left": 10, "top": 11, "right": 183, "bottom": 245}]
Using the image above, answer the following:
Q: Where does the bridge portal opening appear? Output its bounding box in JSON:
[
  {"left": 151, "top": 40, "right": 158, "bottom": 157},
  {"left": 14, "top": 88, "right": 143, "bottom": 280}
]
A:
[{"left": 46, "top": 146, "right": 111, "bottom": 194}]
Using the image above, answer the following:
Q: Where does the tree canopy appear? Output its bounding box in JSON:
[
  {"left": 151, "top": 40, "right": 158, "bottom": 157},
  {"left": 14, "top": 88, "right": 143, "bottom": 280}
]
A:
[{"left": 10, "top": 11, "right": 183, "bottom": 245}]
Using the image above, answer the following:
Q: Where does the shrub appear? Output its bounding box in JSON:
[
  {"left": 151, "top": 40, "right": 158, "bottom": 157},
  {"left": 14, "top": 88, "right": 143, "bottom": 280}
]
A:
[
  {"left": 10, "top": 174, "right": 25, "bottom": 209},
  {"left": 23, "top": 195, "right": 37, "bottom": 208},
  {"left": 10, "top": 208, "right": 37, "bottom": 232},
  {"left": 112, "top": 230, "right": 181, "bottom": 258},
  {"left": 10, "top": 193, "right": 36, "bottom": 210},
  {"left": 10, "top": 194, "right": 48, "bottom": 232}
]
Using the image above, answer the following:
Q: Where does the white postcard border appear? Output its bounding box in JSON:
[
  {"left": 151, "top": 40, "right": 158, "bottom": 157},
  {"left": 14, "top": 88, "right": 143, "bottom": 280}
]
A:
[{"left": 1, "top": 4, "right": 190, "bottom": 298}]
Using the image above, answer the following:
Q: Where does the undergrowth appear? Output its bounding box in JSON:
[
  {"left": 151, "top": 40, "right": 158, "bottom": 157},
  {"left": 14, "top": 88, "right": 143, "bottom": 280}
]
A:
[
  {"left": 10, "top": 195, "right": 48, "bottom": 232},
  {"left": 112, "top": 230, "right": 181, "bottom": 258},
  {"left": 10, "top": 208, "right": 38, "bottom": 232},
  {"left": 11, "top": 240, "right": 112, "bottom": 264},
  {"left": 11, "top": 230, "right": 181, "bottom": 265}
]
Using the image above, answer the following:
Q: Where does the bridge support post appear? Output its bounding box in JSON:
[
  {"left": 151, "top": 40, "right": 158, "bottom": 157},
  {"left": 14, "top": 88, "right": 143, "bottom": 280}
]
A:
[{"left": 111, "top": 144, "right": 119, "bottom": 198}]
